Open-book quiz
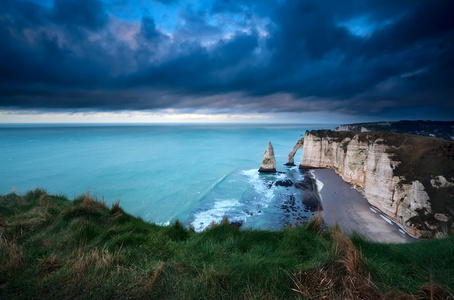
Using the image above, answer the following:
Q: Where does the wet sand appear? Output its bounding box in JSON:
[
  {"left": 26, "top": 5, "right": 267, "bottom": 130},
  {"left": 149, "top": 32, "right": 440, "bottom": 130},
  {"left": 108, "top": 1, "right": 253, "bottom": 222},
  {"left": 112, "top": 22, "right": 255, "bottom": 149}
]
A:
[{"left": 312, "top": 169, "right": 415, "bottom": 243}]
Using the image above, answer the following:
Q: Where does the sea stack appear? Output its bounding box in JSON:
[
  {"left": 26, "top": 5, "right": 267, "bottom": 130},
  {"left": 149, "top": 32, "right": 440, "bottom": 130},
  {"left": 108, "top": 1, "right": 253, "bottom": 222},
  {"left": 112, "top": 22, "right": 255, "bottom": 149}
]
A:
[{"left": 259, "top": 141, "right": 277, "bottom": 173}]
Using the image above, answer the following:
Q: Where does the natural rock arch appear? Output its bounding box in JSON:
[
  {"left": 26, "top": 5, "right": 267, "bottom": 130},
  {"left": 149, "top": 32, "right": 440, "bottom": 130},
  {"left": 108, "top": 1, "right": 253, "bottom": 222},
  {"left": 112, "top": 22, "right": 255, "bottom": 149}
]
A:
[{"left": 285, "top": 137, "right": 304, "bottom": 166}]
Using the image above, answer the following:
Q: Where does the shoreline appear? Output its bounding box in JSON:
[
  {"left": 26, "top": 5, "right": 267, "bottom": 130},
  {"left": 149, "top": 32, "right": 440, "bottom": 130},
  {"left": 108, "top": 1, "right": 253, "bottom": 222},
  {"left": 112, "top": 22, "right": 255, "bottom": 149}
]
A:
[{"left": 311, "top": 168, "right": 415, "bottom": 243}]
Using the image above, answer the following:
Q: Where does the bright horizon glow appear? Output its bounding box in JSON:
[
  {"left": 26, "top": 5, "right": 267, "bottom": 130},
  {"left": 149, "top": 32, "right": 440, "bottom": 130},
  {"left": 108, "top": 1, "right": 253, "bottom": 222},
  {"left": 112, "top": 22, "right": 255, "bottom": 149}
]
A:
[
  {"left": 0, "top": 109, "right": 384, "bottom": 124},
  {"left": 0, "top": 110, "right": 272, "bottom": 124}
]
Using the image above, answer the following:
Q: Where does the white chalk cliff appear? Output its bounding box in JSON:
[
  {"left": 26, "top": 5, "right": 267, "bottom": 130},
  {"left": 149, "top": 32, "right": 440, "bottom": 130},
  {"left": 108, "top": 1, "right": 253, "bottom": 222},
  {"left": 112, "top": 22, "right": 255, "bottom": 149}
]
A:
[
  {"left": 290, "top": 131, "right": 453, "bottom": 238},
  {"left": 259, "top": 141, "right": 277, "bottom": 173}
]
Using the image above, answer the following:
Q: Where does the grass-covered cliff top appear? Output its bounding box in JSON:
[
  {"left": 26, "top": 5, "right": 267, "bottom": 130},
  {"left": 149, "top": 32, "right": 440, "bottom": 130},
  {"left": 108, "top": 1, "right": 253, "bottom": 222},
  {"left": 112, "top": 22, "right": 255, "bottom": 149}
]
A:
[
  {"left": 336, "top": 120, "right": 454, "bottom": 141},
  {"left": 1, "top": 189, "right": 454, "bottom": 299}
]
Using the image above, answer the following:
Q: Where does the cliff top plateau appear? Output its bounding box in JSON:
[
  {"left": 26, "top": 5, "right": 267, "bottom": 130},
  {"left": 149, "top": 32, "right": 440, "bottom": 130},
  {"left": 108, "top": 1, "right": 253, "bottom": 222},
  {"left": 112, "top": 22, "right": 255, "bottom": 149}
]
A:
[{"left": 334, "top": 120, "right": 454, "bottom": 141}]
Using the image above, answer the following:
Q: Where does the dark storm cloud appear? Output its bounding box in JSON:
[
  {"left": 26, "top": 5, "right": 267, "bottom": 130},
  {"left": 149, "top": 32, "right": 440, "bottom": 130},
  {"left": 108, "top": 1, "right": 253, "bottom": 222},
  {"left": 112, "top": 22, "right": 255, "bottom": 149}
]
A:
[
  {"left": 52, "top": 0, "right": 107, "bottom": 30},
  {"left": 173, "top": 7, "right": 222, "bottom": 40},
  {"left": 0, "top": 0, "right": 453, "bottom": 118}
]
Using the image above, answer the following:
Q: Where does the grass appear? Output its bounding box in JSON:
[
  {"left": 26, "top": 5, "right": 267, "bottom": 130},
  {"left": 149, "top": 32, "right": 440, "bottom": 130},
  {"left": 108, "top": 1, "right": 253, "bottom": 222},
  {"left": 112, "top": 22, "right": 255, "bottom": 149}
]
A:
[{"left": 1, "top": 190, "right": 453, "bottom": 299}]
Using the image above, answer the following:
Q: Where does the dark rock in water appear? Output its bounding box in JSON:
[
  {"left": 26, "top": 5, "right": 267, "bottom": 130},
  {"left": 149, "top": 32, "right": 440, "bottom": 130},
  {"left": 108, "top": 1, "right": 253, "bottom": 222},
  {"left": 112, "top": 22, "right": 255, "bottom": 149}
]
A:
[
  {"left": 275, "top": 179, "right": 293, "bottom": 187},
  {"left": 302, "top": 193, "right": 322, "bottom": 212},
  {"left": 295, "top": 176, "right": 314, "bottom": 191},
  {"left": 229, "top": 221, "right": 243, "bottom": 228},
  {"left": 284, "top": 162, "right": 296, "bottom": 166},
  {"left": 266, "top": 181, "right": 274, "bottom": 189}
]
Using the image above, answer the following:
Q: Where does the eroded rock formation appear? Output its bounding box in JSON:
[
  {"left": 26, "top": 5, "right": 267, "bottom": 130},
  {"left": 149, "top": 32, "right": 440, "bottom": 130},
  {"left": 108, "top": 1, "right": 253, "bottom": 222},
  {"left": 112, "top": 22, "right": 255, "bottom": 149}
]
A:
[
  {"left": 292, "top": 130, "right": 454, "bottom": 238},
  {"left": 431, "top": 175, "right": 454, "bottom": 189},
  {"left": 286, "top": 137, "right": 304, "bottom": 166},
  {"left": 259, "top": 141, "right": 277, "bottom": 173}
]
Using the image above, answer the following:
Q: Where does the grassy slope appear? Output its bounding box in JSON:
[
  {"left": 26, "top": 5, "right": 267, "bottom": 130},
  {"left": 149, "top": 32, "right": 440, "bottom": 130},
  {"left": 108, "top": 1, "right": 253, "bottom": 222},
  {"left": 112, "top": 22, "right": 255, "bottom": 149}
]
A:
[{"left": 1, "top": 190, "right": 453, "bottom": 299}]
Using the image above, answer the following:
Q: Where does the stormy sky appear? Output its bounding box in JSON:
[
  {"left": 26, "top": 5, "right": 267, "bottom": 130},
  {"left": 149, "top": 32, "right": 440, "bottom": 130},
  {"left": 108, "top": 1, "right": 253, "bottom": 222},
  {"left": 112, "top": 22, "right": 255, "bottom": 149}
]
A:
[{"left": 1, "top": 0, "right": 453, "bottom": 123}]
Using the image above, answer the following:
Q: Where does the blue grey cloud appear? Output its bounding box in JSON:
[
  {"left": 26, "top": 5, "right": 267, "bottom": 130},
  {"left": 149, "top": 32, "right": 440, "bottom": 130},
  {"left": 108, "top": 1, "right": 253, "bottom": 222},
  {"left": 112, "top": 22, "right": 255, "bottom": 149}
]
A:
[{"left": 0, "top": 0, "right": 453, "bottom": 119}]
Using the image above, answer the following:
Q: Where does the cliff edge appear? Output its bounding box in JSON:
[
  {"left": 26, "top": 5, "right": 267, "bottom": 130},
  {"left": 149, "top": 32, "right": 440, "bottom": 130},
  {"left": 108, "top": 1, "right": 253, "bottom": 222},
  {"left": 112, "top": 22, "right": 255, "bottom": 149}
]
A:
[{"left": 290, "top": 130, "right": 454, "bottom": 238}]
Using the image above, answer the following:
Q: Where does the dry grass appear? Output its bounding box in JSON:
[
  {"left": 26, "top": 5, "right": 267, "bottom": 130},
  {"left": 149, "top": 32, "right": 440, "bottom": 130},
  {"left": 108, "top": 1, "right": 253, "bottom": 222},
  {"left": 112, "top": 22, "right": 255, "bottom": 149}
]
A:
[
  {"left": 144, "top": 261, "right": 166, "bottom": 293},
  {"left": 82, "top": 190, "right": 108, "bottom": 210},
  {"left": 38, "top": 193, "right": 50, "bottom": 207},
  {"left": 110, "top": 200, "right": 124, "bottom": 215},
  {"left": 306, "top": 211, "right": 323, "bottom": 234},
  {"left": 0, "top": 216, "right": 6, "bottom": 233},
  {"left": 291, "top": 229, "right": 454, "bottom": 299},
  {"left": 2, "top": 190, "right": 453, "bottom": 299},
  {"left": 0, "top": 234, "right": 23, "bottom": 273},
  {"left": 387, "top": 284, "right": 454, "bottom": 300},
  {"left": 71, "top": 246, "right": 124, "bottom": 279},
  {"left": 82, "top": 190, "right": 91, "bottom": 206},
  {"left": 291, "top": 229, "right": 385, "bottom": 299},
  {"left": 412, "top": 283, "right": 453, "bottom": 300},
  {"left": 33, "top": 187, "right": 46, "bottom": 194},
  {"left": 38, "top": 253, "right": 61, "bottom": 277}
]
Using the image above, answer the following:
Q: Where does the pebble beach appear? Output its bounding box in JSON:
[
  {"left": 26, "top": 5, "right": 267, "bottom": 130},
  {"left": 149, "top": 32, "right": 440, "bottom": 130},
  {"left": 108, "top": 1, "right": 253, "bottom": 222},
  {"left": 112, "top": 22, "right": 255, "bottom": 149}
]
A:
[{"left": 313, "top": 168, "right": 415, "bottom": 243}]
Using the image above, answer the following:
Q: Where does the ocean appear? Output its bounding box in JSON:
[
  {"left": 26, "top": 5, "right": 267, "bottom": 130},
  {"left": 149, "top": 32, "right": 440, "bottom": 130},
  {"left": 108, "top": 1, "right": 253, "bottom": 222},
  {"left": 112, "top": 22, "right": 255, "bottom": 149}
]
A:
[{"left": 0, "top": 124, "right": 336, "bottom": 231}]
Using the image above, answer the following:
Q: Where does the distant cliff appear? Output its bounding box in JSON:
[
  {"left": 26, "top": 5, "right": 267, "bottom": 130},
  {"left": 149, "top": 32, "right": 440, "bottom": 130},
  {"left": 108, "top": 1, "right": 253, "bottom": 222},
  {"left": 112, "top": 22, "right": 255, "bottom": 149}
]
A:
[
  {"left": 334, "top": 120, "right": 454, "bottom": 141},
  {"left": 290, "top": 130, "right": 454, "bottom": 238}
]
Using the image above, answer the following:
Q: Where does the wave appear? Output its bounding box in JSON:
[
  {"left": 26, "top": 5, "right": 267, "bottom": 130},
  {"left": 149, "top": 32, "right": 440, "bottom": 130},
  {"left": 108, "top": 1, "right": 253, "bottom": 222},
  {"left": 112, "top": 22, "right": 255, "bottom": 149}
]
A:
[
  {"left": 190, "top": 167, "right": 318, "bottom": 232},
  {"left": 156, "top": 221, "right": 171, "bottom": 227},
  {"left": 380, "top": 214, "right": 393, "bottom": 225},
  {"left": 240, "top": 169, "right": 275, "bottom": 202},
  {"left": 193, "top": 171, "right": 234, "bottom": 203},
  {"left": 191, "top": 169, "right": 282, "bottom": 232},
  {"left": 191, "top": 199, "right": 246, "bottom": 232},
  {"left": 309, "top": 170, "right": 324, "bottom": 192}
]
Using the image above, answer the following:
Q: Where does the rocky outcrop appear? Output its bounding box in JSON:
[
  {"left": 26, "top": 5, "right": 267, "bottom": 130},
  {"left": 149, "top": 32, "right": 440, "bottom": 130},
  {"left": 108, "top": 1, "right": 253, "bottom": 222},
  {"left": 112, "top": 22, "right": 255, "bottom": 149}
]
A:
[
  {"left": 286, "top": 137, "right": 304, "bottom": 166},
  {"left": 430, "top": 175, "right": 454, "bottom": 189},
  {"left": 259, "top": 142, "right": 276, "bottom": 173},
  {"left": 295, "top": 130, "right": 454, "bottom": 238}
]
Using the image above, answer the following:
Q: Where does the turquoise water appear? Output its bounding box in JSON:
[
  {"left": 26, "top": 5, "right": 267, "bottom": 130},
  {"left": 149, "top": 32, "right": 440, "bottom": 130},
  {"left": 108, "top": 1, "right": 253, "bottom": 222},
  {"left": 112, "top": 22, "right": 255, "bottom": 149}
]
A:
[{"left": 0, "top": 124, "right": 336, "bottom": 230}]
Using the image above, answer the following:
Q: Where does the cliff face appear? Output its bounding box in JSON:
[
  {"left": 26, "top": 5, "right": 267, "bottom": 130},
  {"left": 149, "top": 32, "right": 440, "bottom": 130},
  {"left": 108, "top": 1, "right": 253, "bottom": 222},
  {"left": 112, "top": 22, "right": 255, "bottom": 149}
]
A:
[{"left": 295, "top": 130, "right": 454, "bottom": 238}]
